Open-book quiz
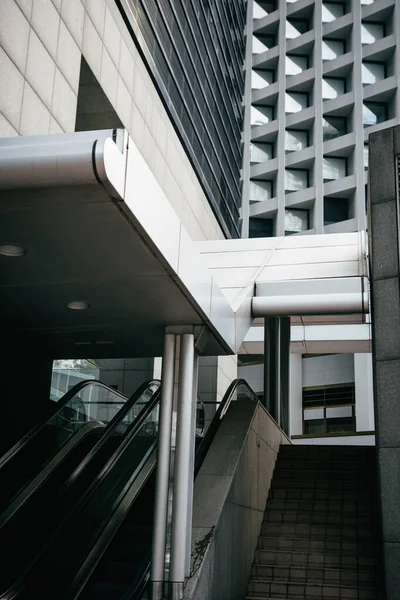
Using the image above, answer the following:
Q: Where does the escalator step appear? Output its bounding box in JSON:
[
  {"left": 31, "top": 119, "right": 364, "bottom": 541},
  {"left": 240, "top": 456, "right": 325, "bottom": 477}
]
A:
[
  {"left": 98, "top": 560, "right": 145, "bottom": 584},
  {"left": 108, "top": 541, "right": 151, "bottom": 560},
  {"left": 81, "top": 581, "right": 128, "bottom": 600},
  {"left": 116, "top": 526, "right": 152, "bottom": 543}
]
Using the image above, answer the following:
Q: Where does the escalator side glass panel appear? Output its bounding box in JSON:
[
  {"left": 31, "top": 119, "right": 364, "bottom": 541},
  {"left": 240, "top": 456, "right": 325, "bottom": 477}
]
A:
[
  {"left": 0, "top": 384, "right": 160, "bottom": 598},
  {"left": 9, "top": 398, "right": 161, "bottom": 600},
  {"left": 0, "top": 382, "right": 132, "bottom": 514}
]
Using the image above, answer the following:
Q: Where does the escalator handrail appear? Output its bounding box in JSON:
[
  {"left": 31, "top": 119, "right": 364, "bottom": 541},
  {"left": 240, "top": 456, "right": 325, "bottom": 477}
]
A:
[
  {"left": 57, "top": 382, "right": 161, "bottom": 493},
  {"left": 0, "top": 387, "right": 163, "bottom": 600},
  {"left": 0, "top": 379, "right": 131, "bottom": 470},
  {"left": 194, "top": 378, "right": 257, "bottom": 478},
  {"left": 0, "top": 379, "right": 161, "bottom": 528},
  {"left": 58, "top": 385, "right": 161, "bottom": 512},
  {"left": 119, "top": 378, "right": 258, "bottom": 600},
  {"left": 3, "top": 379, "right": 256, "bottom": 600}
]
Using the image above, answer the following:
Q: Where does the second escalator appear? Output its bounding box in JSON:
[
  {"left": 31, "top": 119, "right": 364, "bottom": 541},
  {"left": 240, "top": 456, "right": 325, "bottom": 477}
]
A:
[
  {"left": 1, "top": 380, "right": 257, "bottom": 600},
  {"left": 0, "top": 379, "right": 161, "bottom": 598}
]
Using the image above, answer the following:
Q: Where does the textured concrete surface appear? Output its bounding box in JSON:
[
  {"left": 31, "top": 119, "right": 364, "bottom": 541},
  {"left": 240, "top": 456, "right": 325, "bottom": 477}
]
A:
[
  {"left": 369, "top": 125, "right": 400, "bottom": 600},
  {"left": 184, "top": 399, "right": 289, "bottom": 600}
]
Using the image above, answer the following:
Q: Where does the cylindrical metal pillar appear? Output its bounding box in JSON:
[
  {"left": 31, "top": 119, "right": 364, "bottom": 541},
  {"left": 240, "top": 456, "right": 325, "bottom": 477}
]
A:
[
  {"left": 185, "top": 351, "right": 199, "bottom": 577},
  {"left": 280, "top": 317, "right": 291, "bottom": 435},
  {"left": 275, "top": 317, "right": 281, "bottom": 428},
  {"left": 263, "top": 317, "right": 272, "bottom": 412},
  {"left": 268, "top": 317, "right": 281, "bottom": 425},
  {"left": 150, "top": 333, "right": 176, "bottom": 600},
  {"left": 169, "top": 334, "right": 195, "bottom": 600}
]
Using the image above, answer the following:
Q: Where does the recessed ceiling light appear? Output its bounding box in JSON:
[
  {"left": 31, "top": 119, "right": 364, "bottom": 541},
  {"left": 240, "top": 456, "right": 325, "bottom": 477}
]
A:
[
  {"left": 0, "top": 244, "right": 26, "bottom": 257},
  {"left": 67, "top": 301, "right": 91, "bottom": 310}
]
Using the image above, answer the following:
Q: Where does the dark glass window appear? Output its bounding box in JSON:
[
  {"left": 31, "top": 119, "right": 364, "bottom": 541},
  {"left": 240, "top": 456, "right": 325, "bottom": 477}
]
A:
[
  {"left": 324, "top": 197, "right": 349, "bottom": 225},
  {"left": 117, "top": 0, "right": 246, "bottom": 238},
  {"left": 249, "top": 217, "right": 274, "bottom": 238},
  {"left": 363, "top": 102, "right": 389, "bottom": 127},
  {"left": 304, "top": 420, "right": 325, "bottom": 435},
  {"left": 303, "top": 383, "right": 356, "bottom": 436},
  {"left": 322, "top": 115, "right": 348, "bottom": 140}
]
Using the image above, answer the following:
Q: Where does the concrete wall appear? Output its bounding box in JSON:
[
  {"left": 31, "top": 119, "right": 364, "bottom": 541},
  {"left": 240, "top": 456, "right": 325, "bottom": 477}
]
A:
[
  {"left": 369, "top": 125, "right": 400, "bottom": 600},
  {"left": 96, "top": 358, "right": 154, "bottom": 398},
  {"left": 238, "top": 363, "right": 263, "bottom": 395},
  {"left": 0, "top": 0, "right": 224, "bottom": 243},
  {"left": 302, "top": 354, "right": 355, "bottom": 388},
  {"left": 184, "top": 399, "right": 290, "bottom": 600},
  {"left": 217, "top": 355, "right": 238, "bottom": 403}
]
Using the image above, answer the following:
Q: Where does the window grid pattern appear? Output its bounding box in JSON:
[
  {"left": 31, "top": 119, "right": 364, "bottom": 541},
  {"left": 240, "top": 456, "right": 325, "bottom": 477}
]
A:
[{"left": 244, "top": 0, "right": 400, "bottom": 238}]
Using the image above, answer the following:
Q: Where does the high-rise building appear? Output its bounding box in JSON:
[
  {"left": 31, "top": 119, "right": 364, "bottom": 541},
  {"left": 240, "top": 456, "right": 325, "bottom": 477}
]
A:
[
  {"left": 242, "top": 0, "right": 400, "bottom": 239},
  {"left": 238, "top": 0, "right": 400, "bottom": 443},
  {"left": 0, "top": 1, "right": 393, "bottom": 599}
]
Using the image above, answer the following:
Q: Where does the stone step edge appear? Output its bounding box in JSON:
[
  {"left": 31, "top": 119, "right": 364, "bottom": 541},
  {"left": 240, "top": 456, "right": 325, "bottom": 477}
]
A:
[
  {"left": 264, "top": 505, "right": 376, "bottom": 513},
  {"left": 272, "top": 480, "right": 376, "bottom": 486},
  {"left": 252, "top": 562, "right": 377, "bottom": 575},
  {"left": 261, "top": 522, "right": 378, "bottom": 531},
  {"left": 257, "top": 533, "right": 379, "bottom": 545},
  {"left": 256, "top": 548, "right": 377, "bottom": 560},
  {"left": 247, "top": 578, "right": 378, "bottom": 590}
]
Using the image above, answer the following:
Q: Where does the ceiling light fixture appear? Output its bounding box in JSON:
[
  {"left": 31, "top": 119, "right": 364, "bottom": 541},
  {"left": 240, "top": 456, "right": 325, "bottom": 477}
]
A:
[
  {"left": 0, "top": 244, "right": 26, "bottom": 257},
  {"left": 67, "top": 301, "right": 91, "bottom": 310}
]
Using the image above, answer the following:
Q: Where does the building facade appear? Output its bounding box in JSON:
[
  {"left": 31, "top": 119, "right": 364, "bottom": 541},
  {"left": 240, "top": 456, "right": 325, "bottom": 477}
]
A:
[
  {"left": 242, "top": 0, "right": 400, "bottom": 239},
  {"left": 239, "top": 0, "right": 400, "bottom": 443}
]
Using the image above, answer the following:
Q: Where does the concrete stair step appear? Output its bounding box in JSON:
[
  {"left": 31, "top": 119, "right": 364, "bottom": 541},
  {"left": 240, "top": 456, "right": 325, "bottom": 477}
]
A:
[
  {"left": 273, "top": 469, "right": 376, "bottom": 482},
  {"left": 271, "top": 479, "right": 377, "bottom": 492},
  {"left": 269, "top": 488, "right": 378, "bottom": 503},
  {"left": 244, "top": 446, "right": 383, "bottom": 600},
  {"left": 260, "top": 522, "right": 376, "bottom": 539},
  {"left": 257, "top": 535, "right": 378, "bottom": 556},
  {"left": 254, "top": 549, "right": 377, "bottom": 569},
  {"left": 275, "top": 459, "right": 374, "bottom": 471},
  {"left": 263, "top": 513, "right": 375, "bottom": 527},
  {"left": 279, "top": 446, "right": 374, "bottom": 456},
  {"left": 246, "top": 579, "right": 381, "bottom": 599},
  {"left": 266, "top": 498, "right": 374, "bottom": 514},
  {"left": 250, "top": 564, "right": 377, "bottom": 586}
]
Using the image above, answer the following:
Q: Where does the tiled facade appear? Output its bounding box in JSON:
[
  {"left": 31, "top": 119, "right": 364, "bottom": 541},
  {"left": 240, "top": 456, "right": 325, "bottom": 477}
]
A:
[{"left": 0, "top": 0, "right": 225, "bottom": 243}]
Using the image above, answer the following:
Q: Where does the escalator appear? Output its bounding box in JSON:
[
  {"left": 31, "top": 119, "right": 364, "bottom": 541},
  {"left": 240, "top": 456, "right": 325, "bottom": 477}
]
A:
[
  {"left": 0, "top": 378, "right": 160, "bottom": 520},
  {"left": 0, "top": 379, "right": 160, "bottom": 598},
  {"left": 0, "top": 379, "right": 257, "bottom": 600}
]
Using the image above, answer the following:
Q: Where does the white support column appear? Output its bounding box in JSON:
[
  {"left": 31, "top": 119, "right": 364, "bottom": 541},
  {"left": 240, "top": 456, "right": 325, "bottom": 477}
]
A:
[
  {"left": 150, "top": 333, "right": 176, "bottom": 600},
  {"left": 169, "top": 333, "right": 195, "bottom": 600},
  {"left": 185, "top": 351, "right": 199, "bottom": 578}
]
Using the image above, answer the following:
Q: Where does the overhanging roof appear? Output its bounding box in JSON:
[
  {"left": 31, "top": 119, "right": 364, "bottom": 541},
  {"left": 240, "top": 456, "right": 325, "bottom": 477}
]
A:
[
  {"left": 0, "top": 130, "right": 236, "bottom": 357},
  {"left": 0, "top": 128, "right": 370, "bottom": 359}
]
